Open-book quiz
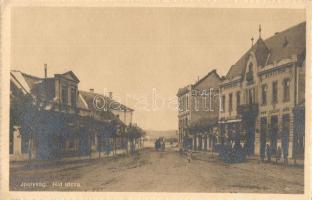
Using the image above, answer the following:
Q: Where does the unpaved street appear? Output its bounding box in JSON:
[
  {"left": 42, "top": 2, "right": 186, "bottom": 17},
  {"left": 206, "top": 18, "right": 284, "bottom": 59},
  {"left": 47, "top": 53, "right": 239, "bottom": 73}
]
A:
[{"left": 10, "top": 148, "right": 304, "bottom": 193}]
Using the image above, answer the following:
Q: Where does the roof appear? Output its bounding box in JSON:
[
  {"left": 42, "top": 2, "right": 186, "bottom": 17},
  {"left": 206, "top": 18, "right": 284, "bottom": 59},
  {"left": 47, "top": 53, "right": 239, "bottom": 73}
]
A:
[
  {"left": 79, "top": 90, "right": 134, "bottom": 112},
  {"left": 193, "top": 69, "right": 221, "bottom": 87},
  {"left": 226, "top": 21, "right": 306, "bottom": 80},
  {"left": 79, "top": 90, "right": 120, "bottom": 120},
  {"left": 177, "top": 85, "right": 192, "bottom": 96},
  {"left": 10, "top": 71, "right": 31, "bottom": 94},
  {"left": 56, "top": 71, "right": 80, "bottom": 83}
]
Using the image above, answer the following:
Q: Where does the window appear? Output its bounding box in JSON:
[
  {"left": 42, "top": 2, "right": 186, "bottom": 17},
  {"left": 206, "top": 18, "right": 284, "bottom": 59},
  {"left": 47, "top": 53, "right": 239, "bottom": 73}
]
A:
[
  {"left": 21, "top": 133, "right": 29, "bottom": 154},
  {"left": 272, "top": 81, "right": 278, "bottom": 104},
  {"left": 229, "top": 93, "right": 233, "bottom": 112},
  {"left": 10, "top": 131, "right": 14, "bottom": 154},
  {"left": 194, "top": 97, "right": 199, "bottom": 111},
  {"left": 246, "top": 63, "right": 254, "bottom": 82},
  {"left": 186, "top": 94, "right": 189, "bottom": 110},
  {"left": 70, "top": 87, "right": 77, "bottom": 108},
  {"left": 221, "top": 95, "right": 226, "bottom": 112},
  {"left": 248, "top": 63, "right": 253, "bottom": 72},
  {"left": 261, "top": 84, "right": 267, "bottom": 105},
  {"left": 61, "top": 84, "right": 68, "bottom": 105},
  {"left": 236, "top": 92, "right": 240, "bottom": 106},
  {"left": 248, "top": 88, "right": 255, "bottom": 104},
  {"left": 203, "top": 96, "right": 209, "bottom": 111},
  {"left": 283, "top": 78, "right": 290, "bottom": 102},
  {"left": 178, "top": 98, "right": 181, "bottom": 111}
]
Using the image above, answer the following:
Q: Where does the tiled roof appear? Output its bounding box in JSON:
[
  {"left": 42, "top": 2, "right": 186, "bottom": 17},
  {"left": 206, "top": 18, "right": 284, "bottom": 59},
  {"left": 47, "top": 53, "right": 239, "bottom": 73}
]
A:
[
  {"left": 177, "top": 85, "right": 192, "bottom": 96},
  {"left": 226, "top": 21, "right": 305, "bottom": 80},
  {"left": 79, "top": 90, "right": 133, "bottom": 114},
  {"left": 79, "top": 91, "right": 119, "bottom": 121},
  {"left": 193, "top": 69, "right": 221, "bottom": 87}
]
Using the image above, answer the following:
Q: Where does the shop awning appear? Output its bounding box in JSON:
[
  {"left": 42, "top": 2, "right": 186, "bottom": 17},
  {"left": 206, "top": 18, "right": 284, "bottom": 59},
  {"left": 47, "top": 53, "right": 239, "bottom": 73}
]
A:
[{"left": 218, "top": 119, "right": 242, "bottom": 124}]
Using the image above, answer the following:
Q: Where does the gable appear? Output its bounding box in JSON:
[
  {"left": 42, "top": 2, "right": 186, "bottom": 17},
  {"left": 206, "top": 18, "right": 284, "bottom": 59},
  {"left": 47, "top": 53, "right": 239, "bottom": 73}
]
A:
[
  {"left": 194, "top": 70, "right": 221, "bottom": 90},
  {"left": 61, "top": 71, "right": 80, "bottom": 83}
]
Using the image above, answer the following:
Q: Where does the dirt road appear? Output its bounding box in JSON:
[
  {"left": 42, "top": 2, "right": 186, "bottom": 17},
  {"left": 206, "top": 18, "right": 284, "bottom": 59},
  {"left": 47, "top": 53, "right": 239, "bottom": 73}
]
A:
[{"left": 10, "top": 148, "right": 304, "bottom": 193}]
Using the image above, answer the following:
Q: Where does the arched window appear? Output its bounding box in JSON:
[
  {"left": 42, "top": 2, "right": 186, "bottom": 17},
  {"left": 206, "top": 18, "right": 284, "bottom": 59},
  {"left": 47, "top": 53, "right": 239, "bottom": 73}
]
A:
[
  {"left": 246, "top": 62, "right": 254, "bottom": 83},
  {"left": 248, "top": 63, "right": 253, "bottom": 72}
]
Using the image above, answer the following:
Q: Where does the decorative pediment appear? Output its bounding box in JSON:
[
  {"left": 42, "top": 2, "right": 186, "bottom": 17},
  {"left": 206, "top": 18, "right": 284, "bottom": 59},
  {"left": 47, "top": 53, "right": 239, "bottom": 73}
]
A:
[{"left": 61, "top": 71, "right": 80, "bottom": 83}]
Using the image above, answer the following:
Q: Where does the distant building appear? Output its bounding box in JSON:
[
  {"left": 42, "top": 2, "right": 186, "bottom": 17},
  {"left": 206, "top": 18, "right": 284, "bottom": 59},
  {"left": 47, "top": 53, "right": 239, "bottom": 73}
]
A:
[{"left": 177, "top": 70, "right": 222, "bottom": 150}]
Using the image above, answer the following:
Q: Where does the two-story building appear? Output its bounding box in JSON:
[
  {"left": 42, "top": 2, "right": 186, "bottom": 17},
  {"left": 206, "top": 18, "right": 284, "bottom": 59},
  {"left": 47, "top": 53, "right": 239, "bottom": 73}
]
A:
[
  {"left": 219, "top": 22, "right": 305, "bottom": 159},
  {"left": 10, "top": 66, "right": 131, "bottom": 160},
  {"left": 256, "top": 22, "right": 305, "bottom": 160}
]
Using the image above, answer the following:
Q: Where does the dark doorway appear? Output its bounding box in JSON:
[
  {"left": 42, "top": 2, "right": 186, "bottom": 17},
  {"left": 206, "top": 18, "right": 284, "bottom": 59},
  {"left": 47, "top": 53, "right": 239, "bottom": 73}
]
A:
[
  {"left": 260, "top": 117, "right": 267, "bottom": 160},
  {"left": 282, "top": 114, "right": 290, "bottom": 159},
  {"left": 270, "top": 115, "right": 278, "bottom": 155},
  {"left": 245, "top": 117, "right": 256, "bottom": 155}
]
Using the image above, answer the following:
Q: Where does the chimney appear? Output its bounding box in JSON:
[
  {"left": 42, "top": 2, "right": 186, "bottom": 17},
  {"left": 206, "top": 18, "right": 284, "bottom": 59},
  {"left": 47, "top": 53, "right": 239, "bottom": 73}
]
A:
[
  {"left": 251, "top": 36, "right": 254, "bottom": 47},
  {"left": 90, "top": 88, "right": 94, "bottom": 93},
  {"left": 109, "top": 92, "right": 113, "bottom": 99},
  {"left": 44, "top": 63, "right": 47, "bottom": 78}
]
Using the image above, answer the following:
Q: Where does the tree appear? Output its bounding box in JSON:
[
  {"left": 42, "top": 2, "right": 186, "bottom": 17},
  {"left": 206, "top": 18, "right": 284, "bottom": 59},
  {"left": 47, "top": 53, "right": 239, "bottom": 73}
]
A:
[
  {"left": 126, "top": 124, "right": 146, "bottom": 154},
  {"left": 10, "top": 92, "right": 38, "bottom": 161}
]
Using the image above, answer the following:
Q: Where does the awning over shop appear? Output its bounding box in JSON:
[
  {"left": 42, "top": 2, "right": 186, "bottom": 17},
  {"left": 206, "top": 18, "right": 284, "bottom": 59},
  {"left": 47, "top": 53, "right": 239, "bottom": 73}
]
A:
[
  {"left": 188, "top": 117, "right": 218, "bottom": 133},
  {"left": 218, "top": 119, "right": 242, "bottom": 124}
]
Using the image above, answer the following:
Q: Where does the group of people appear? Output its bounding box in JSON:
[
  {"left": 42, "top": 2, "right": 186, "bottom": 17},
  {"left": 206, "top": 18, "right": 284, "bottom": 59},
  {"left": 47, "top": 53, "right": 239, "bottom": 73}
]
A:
[
  {"left": 264, "top": 143, "right": 288, "bottom": 165},
  {"left": 155, "top": 137, "right": 166, "bottom": 151}
]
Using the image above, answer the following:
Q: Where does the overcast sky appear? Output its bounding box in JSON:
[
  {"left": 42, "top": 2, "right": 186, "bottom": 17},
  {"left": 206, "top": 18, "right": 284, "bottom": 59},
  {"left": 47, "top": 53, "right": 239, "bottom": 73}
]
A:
[{"left": 11, "top": 7, "right": 305, "bottom": 130}]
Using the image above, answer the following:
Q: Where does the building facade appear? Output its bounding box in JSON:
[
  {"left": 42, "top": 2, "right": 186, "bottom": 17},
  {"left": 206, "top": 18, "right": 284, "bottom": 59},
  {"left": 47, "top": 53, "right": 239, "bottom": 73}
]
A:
[
  {"left": 218, "top": 22, "right": 306, "bottom": 159},
  {"left": 177, "top": 70, "right": 221, "bottom": 150},
  {"left": 10, "top": 67, "right": 135, "bottom": 160},
  {"left": 178, "top": 22, "right": 306, "bottom": 160}
]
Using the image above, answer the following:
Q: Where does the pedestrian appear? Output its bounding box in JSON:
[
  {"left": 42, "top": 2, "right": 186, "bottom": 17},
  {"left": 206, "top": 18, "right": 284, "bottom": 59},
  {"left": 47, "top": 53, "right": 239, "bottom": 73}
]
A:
[
  {"left": 276, "top": 146, "right": 282, "bottom": 164},
  {"left": 266, "top": 144, "right": 271, "bottom": 162},
  {"left": 186, "top": 148, "right": 192, "bottom": 163},
  {"left": 282, "top": 132, "right": 289, "bottom": 165}
]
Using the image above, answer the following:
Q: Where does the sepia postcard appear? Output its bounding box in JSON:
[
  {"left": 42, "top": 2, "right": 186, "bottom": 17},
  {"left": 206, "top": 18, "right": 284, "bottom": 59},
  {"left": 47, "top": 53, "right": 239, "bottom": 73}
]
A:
[{"left": 0, "top": 0, "right": 311, "bottom": 200}]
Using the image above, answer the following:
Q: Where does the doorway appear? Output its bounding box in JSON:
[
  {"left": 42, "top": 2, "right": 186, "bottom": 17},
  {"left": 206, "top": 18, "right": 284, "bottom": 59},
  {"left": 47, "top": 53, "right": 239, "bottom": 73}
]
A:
[
  {"left": 260, "top": 117, "right": 267, "bottom": 160},
  {"left": 270, "top": 115, "right": 278, "bottom": 155}
]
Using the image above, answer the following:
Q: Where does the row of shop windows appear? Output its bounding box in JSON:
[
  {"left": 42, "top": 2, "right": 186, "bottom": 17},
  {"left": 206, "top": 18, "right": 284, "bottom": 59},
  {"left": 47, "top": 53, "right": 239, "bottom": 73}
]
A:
[
  {"left": 260, "top": 114, "right": 290, "bottom": 156},
  {"left": 9, "top": 132, "right": 125, "bottom": 155}
]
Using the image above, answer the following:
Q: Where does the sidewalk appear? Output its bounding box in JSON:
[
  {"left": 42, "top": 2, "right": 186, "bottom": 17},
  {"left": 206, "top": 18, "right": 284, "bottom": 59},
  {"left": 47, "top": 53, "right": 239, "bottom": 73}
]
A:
[
  {"left": 190, "top": 150, "right": 304, "bottom": 167},
  {"left": 10, "top": 148, "right": 144, "bottom": 169}
]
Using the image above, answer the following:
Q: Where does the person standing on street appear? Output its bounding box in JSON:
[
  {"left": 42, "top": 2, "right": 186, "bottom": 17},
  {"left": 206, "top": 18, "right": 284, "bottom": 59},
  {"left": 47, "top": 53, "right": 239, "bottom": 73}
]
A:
[
  {"left": 266, "top": 144, "right": 272, "bottom": 162},
  {"left": 276, "top": 146, "right": 282, "bottom": 164},
  {"left": 187, "top": 148, "right": 192, "bottom": 163}
]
